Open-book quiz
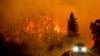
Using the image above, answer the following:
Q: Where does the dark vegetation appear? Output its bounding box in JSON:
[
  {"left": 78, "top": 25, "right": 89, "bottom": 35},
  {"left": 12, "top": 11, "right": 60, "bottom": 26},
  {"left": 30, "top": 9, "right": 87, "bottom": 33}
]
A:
[
  {"left": 0, "top": 33, "right": 29, "bottom": 56},
  {"left": 90, "top": 19, "right": 100, "bottom": 54}
]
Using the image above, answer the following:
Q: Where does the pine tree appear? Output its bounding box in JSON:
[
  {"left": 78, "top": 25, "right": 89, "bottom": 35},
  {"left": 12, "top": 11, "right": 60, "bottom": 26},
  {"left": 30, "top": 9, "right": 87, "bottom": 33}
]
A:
[{"left": 67, "top": 12, "right": 79, "bottom": 38}]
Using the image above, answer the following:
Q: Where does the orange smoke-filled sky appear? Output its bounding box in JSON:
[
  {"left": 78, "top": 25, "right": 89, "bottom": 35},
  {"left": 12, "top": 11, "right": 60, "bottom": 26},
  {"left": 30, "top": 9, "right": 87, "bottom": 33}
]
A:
[{"left": 1, "top": 0, "right": 100, "bottom": 47}]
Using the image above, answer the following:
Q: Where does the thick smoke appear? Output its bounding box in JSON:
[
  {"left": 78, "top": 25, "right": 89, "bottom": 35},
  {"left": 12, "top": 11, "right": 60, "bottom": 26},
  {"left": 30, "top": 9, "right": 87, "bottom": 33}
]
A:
[{"left": 0, "top": 0, "right": 76, "bottom": 27}]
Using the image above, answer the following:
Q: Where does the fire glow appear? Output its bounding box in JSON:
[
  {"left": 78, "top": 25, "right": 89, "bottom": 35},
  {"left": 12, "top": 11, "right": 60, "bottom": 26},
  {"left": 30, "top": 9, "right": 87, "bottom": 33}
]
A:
[
  {"left": 54, "top": 25, "right": 60, "bottom": 33},
  {"left": 6, "top": 15, "right": 66, "bottom": 43}
]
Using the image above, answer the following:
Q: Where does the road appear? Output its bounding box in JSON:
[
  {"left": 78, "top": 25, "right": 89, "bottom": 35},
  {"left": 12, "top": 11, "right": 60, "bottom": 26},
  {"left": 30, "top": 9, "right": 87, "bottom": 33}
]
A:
[
  {"left": 62, "top": 51, "right": 100, "bottom": 56},
  {"left": 71, "top": 51, "right": 100, "bottom": 56}
]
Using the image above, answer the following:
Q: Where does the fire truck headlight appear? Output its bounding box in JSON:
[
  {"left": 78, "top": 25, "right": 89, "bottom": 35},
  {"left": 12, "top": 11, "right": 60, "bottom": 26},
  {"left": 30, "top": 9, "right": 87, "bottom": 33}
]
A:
[
  {"left": 81, "top": 47, "right": 87, "bottom": 52},
  {"left": 72, "top": 46, "right": 79, "bottom": 52}
]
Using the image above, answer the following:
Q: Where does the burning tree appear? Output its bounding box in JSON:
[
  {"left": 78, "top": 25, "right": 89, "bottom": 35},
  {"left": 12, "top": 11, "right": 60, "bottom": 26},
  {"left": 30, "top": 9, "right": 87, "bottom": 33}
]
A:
[
  {"left": 39, "top": 16, "right": 63, "bottom": 50},
  {"left": 4, "top": 15, "right": 65, "bottom": 56}
]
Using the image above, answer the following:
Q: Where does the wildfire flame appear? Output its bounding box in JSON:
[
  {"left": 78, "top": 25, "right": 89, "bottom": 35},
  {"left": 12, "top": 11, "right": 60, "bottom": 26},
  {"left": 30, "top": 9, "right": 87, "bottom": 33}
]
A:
[
  {"left": 54, "top": 25, "right": 60, "bottom": 33},
  {"left": 6, "top": 15, "right": 67, "bottom": 45}
]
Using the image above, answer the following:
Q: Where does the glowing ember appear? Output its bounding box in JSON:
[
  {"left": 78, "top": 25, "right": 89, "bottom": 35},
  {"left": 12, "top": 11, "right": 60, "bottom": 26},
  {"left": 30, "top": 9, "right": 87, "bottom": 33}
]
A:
[
  {"left": 54, "top": 25, "right": 60, "bottom": 33},
  {"left": 24, "top": 19, "right": 35, "bottom": 33}
]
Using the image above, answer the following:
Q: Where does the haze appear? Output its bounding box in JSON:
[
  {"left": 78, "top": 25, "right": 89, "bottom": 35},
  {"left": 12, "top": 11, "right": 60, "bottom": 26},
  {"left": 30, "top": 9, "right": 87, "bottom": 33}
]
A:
[{"left": 0, "top": 0, "right": 100, "bottom": 52}]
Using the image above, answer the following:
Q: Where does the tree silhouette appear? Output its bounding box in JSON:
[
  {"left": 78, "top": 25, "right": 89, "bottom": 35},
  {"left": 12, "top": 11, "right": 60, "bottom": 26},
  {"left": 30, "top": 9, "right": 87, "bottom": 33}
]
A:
[
  {"left": 90, "top": 19, "right": 100, "bottom": 54},
  {"left": 90, "top": 19, "right": 100, "bottom": 40},
  {"left": 67, "top": 12, "right": 79, "bottom": 38}
]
